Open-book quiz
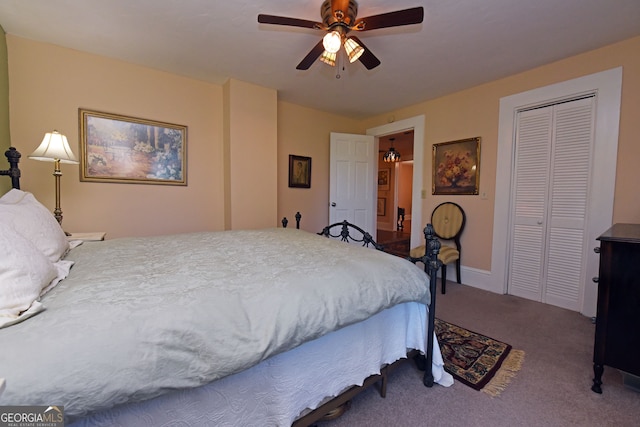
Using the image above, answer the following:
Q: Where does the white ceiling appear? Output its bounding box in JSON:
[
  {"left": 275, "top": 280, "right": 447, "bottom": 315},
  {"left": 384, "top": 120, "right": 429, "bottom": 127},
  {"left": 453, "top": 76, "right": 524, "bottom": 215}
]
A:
[{"left": 1, "top": 0, "right": 639, "bottom": 119}]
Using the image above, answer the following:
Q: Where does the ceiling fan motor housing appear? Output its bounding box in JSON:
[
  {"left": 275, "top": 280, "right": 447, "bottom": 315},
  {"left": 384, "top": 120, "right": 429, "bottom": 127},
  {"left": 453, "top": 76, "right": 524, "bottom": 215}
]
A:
[{"left": 321, "top": 0, "right": 358, "bottom": 28}]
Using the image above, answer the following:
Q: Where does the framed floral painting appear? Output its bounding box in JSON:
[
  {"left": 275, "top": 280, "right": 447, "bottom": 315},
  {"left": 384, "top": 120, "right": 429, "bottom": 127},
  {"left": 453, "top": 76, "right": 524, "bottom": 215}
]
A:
[
  {"left": 79, "top": 109, "right": 187, "bottom": 185},
  {"left": 432, "top": 137, "right": 480, "bottom": 195}
]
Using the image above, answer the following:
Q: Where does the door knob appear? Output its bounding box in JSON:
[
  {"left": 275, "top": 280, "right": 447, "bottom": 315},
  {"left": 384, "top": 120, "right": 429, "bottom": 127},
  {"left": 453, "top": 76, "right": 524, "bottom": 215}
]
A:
[
  {"left": 537, "top": 220, "right": 543, "bottom": 225},
  {"left": 331, "top": 202, "right": 337, "bottom": 207}
]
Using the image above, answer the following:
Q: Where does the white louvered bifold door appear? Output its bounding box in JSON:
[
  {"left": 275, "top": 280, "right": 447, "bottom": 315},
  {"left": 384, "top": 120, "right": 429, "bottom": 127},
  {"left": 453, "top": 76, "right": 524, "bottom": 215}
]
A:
[
  {"left": 508, "top": 97, "right": 595, "bottom": 311},
  {"left": 509, "top": 107, "right": 552, "bottom": 302}
]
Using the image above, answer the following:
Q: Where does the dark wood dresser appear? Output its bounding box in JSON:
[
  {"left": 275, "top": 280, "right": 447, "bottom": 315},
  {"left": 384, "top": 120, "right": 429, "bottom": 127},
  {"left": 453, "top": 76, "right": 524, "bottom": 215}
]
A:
[{"left": 592, "top": 223, "right": 640, "bottom": 393}]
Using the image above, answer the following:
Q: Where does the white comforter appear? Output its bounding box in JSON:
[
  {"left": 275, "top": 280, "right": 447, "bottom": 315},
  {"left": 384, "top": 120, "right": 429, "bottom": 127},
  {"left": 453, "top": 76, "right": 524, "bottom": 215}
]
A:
[{"left": 0, "top": 228, "right": 431, "bottom": 420}]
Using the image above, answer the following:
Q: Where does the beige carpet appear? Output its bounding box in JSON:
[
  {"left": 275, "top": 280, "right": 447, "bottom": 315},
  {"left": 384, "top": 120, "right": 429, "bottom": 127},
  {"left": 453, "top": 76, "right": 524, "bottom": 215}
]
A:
[{"left": 318, "top": 282, "right": 640, "bottom": 427}]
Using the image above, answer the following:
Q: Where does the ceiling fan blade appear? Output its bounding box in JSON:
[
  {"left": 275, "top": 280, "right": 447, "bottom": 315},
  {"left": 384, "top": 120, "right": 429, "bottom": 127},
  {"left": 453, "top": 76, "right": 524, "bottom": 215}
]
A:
[
  {"left": 349, "top": 36, "right": 380, "bottom": 70},
  {"left": 353, "top": 7, "right": 424, "bottom": 31},
  {"left": 296, "top": 40, "right": 325, "bottom": 70},
  {"left": 258, "top": 14, "right": 323, "bottom": 29}
]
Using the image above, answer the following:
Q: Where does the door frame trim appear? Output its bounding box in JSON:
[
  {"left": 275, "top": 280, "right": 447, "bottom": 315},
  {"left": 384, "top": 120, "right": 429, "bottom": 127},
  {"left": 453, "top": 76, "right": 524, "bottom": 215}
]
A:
[
  {"left": 491, "top": 67, "right": 622, "bottom": 316},
  {"left": 367, "top": 116, "right": 425, "bottom": 250}
]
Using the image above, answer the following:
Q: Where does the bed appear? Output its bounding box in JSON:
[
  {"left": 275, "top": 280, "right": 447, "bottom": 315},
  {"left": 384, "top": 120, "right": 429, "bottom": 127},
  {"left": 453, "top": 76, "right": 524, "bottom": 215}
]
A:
[{"left": 0, "top": 147, "right": 452, "bottom": 426}]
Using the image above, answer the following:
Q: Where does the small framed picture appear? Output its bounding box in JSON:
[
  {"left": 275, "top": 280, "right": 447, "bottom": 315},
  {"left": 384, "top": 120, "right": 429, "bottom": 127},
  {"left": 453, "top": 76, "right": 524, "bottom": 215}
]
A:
[
  {"left": 377, "top": 198, "right": 386, "bottom": 216},
  {"left": 288, "top": 155, "right": 311, "bottom": 188},
  {"left": 378, "top": 168, "right": 390, "bottom": 191}
]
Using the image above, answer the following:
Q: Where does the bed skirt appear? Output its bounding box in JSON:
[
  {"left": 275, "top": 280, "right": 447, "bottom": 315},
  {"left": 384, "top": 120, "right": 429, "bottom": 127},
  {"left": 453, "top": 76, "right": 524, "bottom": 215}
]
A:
[{"left": 70, "top": 302, "right": 452, "bottom": 426}]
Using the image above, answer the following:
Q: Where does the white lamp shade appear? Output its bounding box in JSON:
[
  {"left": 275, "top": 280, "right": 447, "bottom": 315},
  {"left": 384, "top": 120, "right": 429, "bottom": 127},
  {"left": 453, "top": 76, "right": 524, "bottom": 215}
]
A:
[
  {"left": 322, "top": 31, "right": 342, "bottom": 54},
  {"left": 320, "top": 50, "right": 337, "bottom": 66},
  {"left": 29, "top": 131, "right": 79, "bottom": 164},
  {"left": 344, "top": 38, "right": 364, "bottom": 63}
]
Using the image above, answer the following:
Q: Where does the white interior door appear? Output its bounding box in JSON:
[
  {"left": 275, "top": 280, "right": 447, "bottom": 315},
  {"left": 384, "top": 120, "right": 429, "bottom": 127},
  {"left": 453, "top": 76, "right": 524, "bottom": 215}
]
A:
[{"left": 329, "top": 132, "right": 376, "bottom": 234}]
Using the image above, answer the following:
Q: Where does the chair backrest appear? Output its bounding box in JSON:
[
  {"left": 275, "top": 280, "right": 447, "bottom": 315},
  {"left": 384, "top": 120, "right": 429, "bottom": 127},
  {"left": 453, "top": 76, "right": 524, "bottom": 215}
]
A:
[{"left": 430, "top": 202, "right": 465, "bottom": 250}]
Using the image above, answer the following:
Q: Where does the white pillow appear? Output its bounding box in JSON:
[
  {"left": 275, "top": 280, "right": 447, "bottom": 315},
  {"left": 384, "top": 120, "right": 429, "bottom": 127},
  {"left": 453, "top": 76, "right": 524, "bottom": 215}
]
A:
[
  {"left": 0, "top": 223, "right": 57, "bottom": 328},
  {"left": 0, "top": 189, "right": 70, "bottom": 262}
]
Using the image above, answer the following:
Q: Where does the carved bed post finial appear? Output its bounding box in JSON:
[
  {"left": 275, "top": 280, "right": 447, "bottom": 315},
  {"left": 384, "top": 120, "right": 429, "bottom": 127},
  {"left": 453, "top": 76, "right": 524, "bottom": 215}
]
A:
[
  {"left": 295, "top": 212, "right": 302, "bottom": 229},
  {"left": 1, "top": 147, "right": 22, "bottom": 189},
  {"left": 424, "top": 223, "right": 434, "bottom": 241}
]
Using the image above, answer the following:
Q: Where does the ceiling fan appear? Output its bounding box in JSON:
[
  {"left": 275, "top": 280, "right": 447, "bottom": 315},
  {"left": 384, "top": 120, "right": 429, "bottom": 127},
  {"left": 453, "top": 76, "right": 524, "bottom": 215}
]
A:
[{"left": 257, "top": 0, "right": 424, "bottom": 70}]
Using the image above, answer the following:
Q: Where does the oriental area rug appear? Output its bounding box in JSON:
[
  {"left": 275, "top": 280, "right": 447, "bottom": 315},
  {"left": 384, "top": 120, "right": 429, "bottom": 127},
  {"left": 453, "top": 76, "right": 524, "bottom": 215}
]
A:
[{"left": 435, "top": 318, "right": 525, "bottom": 396}]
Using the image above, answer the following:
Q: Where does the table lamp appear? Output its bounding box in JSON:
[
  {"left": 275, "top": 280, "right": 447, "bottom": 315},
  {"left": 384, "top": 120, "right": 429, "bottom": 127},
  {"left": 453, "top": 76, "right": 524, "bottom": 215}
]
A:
[{"left": 29, "top": 130, "right": 79, "bottom": 225}]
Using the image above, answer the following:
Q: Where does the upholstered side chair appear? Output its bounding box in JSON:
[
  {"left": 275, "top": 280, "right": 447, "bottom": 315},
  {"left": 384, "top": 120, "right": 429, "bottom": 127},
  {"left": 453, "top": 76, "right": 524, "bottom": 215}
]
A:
[{"left": 409, "top": 202, "right": 466, "bottom": 294}]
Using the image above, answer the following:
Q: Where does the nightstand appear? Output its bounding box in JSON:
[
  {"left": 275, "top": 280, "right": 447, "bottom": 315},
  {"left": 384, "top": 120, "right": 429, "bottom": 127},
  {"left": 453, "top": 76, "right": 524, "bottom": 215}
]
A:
[{"left": 67, "top": 232, "right": 106, "bottom": 241}]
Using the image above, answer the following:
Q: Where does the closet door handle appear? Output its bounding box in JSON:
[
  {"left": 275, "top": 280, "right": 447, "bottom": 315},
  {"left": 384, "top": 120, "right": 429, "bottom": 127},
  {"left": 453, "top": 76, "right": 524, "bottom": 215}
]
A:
[
  {"left": 331, "top": 202, "right": 337, "bottom": 207},
  {"left": 594, "top": 246, "right": 600, "bottom": 254},
  {"left": 592, "top": 277, "right": 599, "bottom": 283}
]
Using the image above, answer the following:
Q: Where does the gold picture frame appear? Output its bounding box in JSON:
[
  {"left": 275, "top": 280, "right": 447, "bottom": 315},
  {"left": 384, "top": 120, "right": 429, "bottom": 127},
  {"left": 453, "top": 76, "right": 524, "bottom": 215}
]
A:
[
  {"left": 378, "top": 168, "right": 390, "bottom": 191},
  {"left": 79, "top": 109, "right": 187, "bottom": 185},
  {"left": 432, "top": 137, "right": 480, "bottom": 195},
  {"left": 377, "top": 198, "right": 386, "bottom": 216}
]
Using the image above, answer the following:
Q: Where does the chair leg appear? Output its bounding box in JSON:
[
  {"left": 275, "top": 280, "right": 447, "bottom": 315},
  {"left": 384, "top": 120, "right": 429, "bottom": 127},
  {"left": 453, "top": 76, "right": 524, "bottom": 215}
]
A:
[
  {"left": 456, "top": 259, "right": 462, "bottom": 284},
  {"left": 441, "top": 265, "right": 447, "bottom": 294}
]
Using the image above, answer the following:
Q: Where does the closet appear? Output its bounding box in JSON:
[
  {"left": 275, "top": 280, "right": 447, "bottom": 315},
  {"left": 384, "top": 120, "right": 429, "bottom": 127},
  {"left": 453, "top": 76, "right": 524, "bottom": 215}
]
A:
[{"left": 508, "top": 96, "right": 595, "bottom": 311}]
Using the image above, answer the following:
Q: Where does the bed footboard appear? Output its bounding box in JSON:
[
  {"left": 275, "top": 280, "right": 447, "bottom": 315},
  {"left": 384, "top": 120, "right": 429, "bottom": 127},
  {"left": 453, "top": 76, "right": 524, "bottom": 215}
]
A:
[
  {"left": 318, "top": 220, "right": 441, "bottom": 387},
  {"left": 318, "top": 220, "right": 385, "bottom": 251}
]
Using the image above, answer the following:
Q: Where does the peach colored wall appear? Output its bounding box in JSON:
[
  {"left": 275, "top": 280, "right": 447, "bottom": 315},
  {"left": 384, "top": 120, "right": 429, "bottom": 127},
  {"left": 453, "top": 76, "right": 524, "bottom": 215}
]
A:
[
  {"left": 224, "top": 79, "right": 278, "bottom": 230},
  {"left": 398, "top": 162, "right": 413, "bottom": 217},
  {"left": 276, "top": 101, "right": 361, "bottom": 233},
  {"left": 361, "top": 36, "right": 640, "bottom": 273},
  {"left": 6, "top": 32, "right": 640, "bottom": 264},
  {"left": 7, "top": 35, "right": 225, "bottom": 238},
  {"left": 0, "top": 27, "right": 10, "bottom": 195}
]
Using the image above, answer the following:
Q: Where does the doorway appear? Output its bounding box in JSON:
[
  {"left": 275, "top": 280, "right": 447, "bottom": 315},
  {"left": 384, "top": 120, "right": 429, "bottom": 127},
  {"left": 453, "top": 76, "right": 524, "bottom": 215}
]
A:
[
  {"left": 376, "top": 132, "right": 414, "bottom": 257},
  {"left": 367, "top": 115, "right": 425, "bottom": 252}
]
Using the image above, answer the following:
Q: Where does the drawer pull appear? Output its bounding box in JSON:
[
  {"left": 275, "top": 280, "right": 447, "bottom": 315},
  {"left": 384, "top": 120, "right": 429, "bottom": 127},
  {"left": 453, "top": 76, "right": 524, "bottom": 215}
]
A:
[{"left": 592, "top": 276, "right": 599, "bottom": 283}]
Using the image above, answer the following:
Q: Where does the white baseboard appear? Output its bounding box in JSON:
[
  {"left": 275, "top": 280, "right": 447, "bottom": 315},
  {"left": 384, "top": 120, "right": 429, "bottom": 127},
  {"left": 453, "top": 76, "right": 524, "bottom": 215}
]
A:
[{"left": 440, "top": 264, "right": 503, "bottom": 295}]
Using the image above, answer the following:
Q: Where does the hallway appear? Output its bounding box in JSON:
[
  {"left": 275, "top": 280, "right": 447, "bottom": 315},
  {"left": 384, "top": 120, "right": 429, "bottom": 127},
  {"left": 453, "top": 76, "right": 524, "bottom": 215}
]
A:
[{"left": 377, "top": 220, "right": 411, "bottom": 258}]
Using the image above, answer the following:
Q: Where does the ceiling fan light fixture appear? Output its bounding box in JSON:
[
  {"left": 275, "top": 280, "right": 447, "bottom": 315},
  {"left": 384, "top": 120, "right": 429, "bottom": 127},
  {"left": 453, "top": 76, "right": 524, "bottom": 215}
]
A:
[
  {"left": 322, "top": 31, "right": 342, "bottom": 53},
  {"left": 320, "top": 50, "right": 337, "bottom": 66},
  {"left": 344, "top": 37, "right": 364, "bottom": 63}
]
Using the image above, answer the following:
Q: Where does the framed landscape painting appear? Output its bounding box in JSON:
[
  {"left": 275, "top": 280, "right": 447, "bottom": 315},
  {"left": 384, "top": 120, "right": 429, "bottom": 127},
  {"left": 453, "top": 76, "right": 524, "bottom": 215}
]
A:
[
  {"left": 432, "top": 137, "right": 480, "bottom": 195},
  {"left": 79, "top": 109, "right": 187, "bottom": 185}
]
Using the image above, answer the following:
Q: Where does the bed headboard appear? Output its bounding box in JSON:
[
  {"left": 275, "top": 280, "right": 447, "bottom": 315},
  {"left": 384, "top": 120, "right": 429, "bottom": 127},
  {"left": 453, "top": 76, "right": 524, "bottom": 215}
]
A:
[{"left": 0, "top": 147, "right": 21, "bottom": 190}]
